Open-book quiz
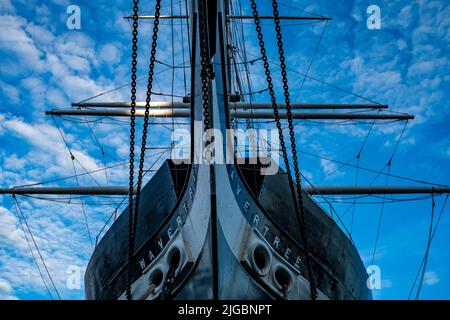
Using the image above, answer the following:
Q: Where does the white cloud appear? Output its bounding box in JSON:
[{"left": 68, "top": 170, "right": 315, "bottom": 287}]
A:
[
  {"left": 21, "top": 77, "right": 47, "bottom": 110},
  {"left": 0, "top": 15, "right": 46, "bottom": 74},
  {"left": 0, "top": 80, "right": 20, "bottom": 104},
  {"left": 0, "top": 277, "right": 17, "bottom": 300},
  {"left": 320, "top": 157, "right": 339, "bottom": 177},
  {"left": 0, "top": 206, "right": 29, "bottom": 252},
  {"left": 3, "top": 154, "right": 26, "bottom": 170},
  {"left": 25, "top": 22, "right": 55, "bottom": 47},
  {"left": 46, "top": 87, "right": 67, "bottom": 106},
  {"left": 424, "top": 271, "right": 440, "bottom": 286},
  {"left": 98, "top": 43, "right": 122, "bottom": 66}
]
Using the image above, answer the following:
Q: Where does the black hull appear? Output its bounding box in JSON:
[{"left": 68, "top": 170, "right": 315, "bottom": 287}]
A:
[{"left": 84, "top": 160, "right": 371, "bottom": 300}]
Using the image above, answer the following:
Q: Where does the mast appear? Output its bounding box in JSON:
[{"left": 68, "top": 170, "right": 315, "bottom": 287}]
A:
[{"left": 7, "top": 0, "right": 444, "bottom": 199}]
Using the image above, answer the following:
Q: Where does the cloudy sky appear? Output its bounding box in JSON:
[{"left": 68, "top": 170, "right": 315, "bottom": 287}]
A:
[{"left": 0, "top": 0, "right": 449, "bottom": 300}]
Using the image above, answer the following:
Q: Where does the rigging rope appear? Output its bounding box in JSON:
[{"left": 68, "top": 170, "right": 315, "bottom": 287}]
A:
[
  {"left": 126, "top": 18, "right": 169, "bottom": 106},
  {"left": 96, "top": 150, "right": 168, "bottom": 244},
  {"left": 408, "top": 193, "right": 448, "bottom": 299},
  {"left": 370, "top": 165, "right": 390, "bottom": 266},
  {"left": 13, "top": 150, "right": 169, "bottom": 189},
  {"left": 351, "top": 117, "right": 378, "bottom": 235},
  {"left": 245, "top": 51, "right": 382, "bottom": 106},
  {"left": 12, "top": 198, "right": 54, "bottom": 299},
  {"left": 84, "top": 118, "right": 109, "bottom": 185},
  {"left": 261, "top": 0, "right": 327, "bottom": 18},
  {"left": 70, "top": 159, "right": 94, "bottom": 248},
  {"left": 292, "top": 20, "right": 328, "bottom": 103},
  {"left": 369, "top": 121, "right": 408, "bottom": 185},
  {"left": 297, "top": 149, "right": 447, "bottom": 187},
  {"left": 13, "top": 195, "right": 61, "bottom": 299},
  {"left": 415, "top": 194, "right": 435, "bottom": 300},
  {"left": 52, "top": 116, "right": 94, "bottom": 247},
  {"left": 171, "top": 0, "right": 178, "bottom": 188},
  {"left": 369, "top": 122, "right": 408, "bottom": 264},
  {"left": 179, "top": 0, "right": 188, "bottom": 95}
]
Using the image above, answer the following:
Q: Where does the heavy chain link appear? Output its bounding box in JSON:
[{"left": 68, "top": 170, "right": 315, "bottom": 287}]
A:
[
  {"left": 126, "top": 0, "right": 162, "bottom": 301},
  {"left": 250, "top": 0, "right": 317, "bottom": 300},
  {"left": 271, "top": 0, "right": 317, "bottom": 300},
  {"left": 133, "top": 0, "right": 162, "bottom": 255},
  {"left": 126, "top": 0, "right": 140, "bottom": 301},
  {"left": 198, "top": 0, "right": 211, "bottom": 131}
]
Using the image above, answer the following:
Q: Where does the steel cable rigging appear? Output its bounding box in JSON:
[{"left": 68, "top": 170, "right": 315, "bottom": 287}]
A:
[
  {"left": 12, "top": 197, "right": 54, "bottom": 299},
  {"left": 408, "top": 193, "right": 448, "bottom": 299},
  {"left": 414, "top": 194, "right": 435, "bottom": 300},
  {"left": 52, "top": 116, "right": 94, "bottom": 248},
  {"left": 245, "top": 51, "right": 383, "bottom": 106},
  {"left": 292, "top": 20, "right": 328, "bottom": 103},
  {"left": 368, "top": 121, "right": 408, "bottom": 265},
  {"left": 12, "top": 195, "right": 61, "bottom": 299}
]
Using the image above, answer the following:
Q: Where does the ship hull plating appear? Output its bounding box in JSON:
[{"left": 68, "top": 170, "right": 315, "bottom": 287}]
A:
[{"left": 84, "top": 160, "right": 370, "bottom": 300}]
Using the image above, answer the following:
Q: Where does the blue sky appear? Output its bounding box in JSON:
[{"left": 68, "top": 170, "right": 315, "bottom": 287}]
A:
[{"left": 0, "top": 0, "right": 449, "bottom": 300}]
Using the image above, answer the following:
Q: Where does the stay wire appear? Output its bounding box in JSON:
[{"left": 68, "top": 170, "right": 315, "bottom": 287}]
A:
[
  {"left": 370, "top": 165, "right": 391, "bottom": 266},
  {"left": 408, "top": 193, "right": 448, "bottom": 299},
  {"left": 351, "top": 117, "right": 378, "bottom": 236},
  {"left": 52, "top": 116, "right": 94, "bottom": 247},
  {"left": 415, "top": 194, "right": 435, "bottom": 300},
  {"left": 12, "top": 198, "right": 54, "bottom": 299},
  {"left": 245, "top": 51, "right": 382, "bottom": 106},
  {"left": 293, "top": 20, "right": 328, "bottom": 102},
  {"left": 13, "top": 195, "right": 61, "bottom": 299},
  {"left": 369, "top": 121, "right": 408, "bottom": 185},
  {"left": 84, "top": 118, "right": 109, "bottom": 186}
]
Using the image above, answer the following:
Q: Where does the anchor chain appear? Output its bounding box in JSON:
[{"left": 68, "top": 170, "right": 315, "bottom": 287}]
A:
[
  {"left": 198, "top": 0, "right": 211, "bottom": 131},
  {"left": 126, "top": 0, "right": 162, "bottom": 300},
  {"left": 133, "top": 0, "right": 162, "bottom": 261},
  {"left": 250, "top": 0, "right": 317, "bottom": 300},
  {"left": 271, "top": 0, "right": 317, "bottom": 300},
  {"left": 126, "top": 0, "right": 140, "bottom": 301}
]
